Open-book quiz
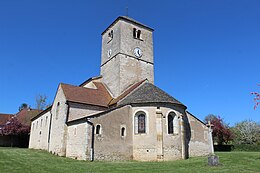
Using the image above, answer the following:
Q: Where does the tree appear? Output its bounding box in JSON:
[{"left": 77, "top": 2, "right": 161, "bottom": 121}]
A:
[
  {"left": 204, "top": 114, "right": 234, "bottom": 145},
  {"left": 251, "top": 84, "right": 260, "bottom": 109},
  {"left": 35, "top": 94, "right": 47, "bottom": 110},
  {"left": 232, "top": 120, "right": 260, "bottom": 145},
  {"left": 204, "top": 114, "right": 217, "bottom": 123},
  {"left": 18, "top": 103, "right": 28, "bottom": 111},
  {"left": 0, "top": 117, "right": 30, "bottom": 147},
  {"left": 0, "top": 117, "right": 30, "bottom": 136}
]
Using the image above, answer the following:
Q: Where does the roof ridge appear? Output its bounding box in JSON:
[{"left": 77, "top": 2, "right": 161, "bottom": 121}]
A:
[
  {"left": 60, "top": 81, "right": 112, "bottom": 108},
  {"left": 117, "top": 82, "right": 186, "bottom": 108},
  {"left": 61, "top": 82, "right": 97, "bottom": 90},
  {"left": 109, "top": 79, "right": 147, "bottom": 106},
  {"left": 79, "top": 76, "right": 102, "bottom": 87}
]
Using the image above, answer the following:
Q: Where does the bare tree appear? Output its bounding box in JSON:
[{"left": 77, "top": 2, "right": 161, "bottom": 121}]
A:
[{"left": 35, "top": 94, "right": 47, "bottom": 110}]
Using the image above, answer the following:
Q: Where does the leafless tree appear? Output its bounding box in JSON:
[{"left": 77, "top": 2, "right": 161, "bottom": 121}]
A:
[{"left": 35, "top": 94, "right": 47, "bottom": 110}]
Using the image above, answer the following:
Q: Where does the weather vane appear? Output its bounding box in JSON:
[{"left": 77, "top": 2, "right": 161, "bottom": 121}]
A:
[
  {"left": 126, "top": 6, "right": 128, "bottom": 17},
  {"left": 125, "top": 0, "right": 129, "bottom": 17}
]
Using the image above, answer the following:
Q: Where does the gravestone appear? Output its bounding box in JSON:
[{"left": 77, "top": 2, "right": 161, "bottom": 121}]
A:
[{"left": 208, "top": 155, "right": 220, "bottom": 166}]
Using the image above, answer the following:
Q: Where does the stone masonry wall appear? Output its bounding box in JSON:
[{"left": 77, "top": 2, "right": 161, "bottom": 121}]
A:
[
  {"left": 90, "top": 105, "right": 133, "bottom": 161},
  {"left": 48, "top": 85, "right": 68, "bottom": 156},
  {"left": 101, "top": 19, "right": 154, "bottom": 98},
  {"left": 68, "top": 103, "right": 105, "bottom": 122},
  {"left": 132, "top": 106, "right": 184, "bottom": 161},
  {"left": 66, "top": 122, "right": 90, "bottom": 160},
  {"left": 29, "top": 110, "right": 51, "bottom": 150},
  {"left": 186, "top": 111, "right": 210, "bottom": 157}
]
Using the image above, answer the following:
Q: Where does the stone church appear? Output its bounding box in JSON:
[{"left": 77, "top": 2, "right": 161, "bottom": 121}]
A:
[{"left": 29, "top": 16, "right": 213, "bottom": 161}]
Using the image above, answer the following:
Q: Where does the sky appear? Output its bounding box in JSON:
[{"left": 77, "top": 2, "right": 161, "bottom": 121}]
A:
[{"left": 0, "top": 0, "right": 259, "bottom": 126}]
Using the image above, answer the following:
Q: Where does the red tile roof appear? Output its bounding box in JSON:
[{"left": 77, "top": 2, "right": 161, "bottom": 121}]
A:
[
  {"left": 16, "top": 108, "right": 41, "bottom": 126},
  {"left": 0, "top": 114, "right": 13, "bottom": 126},
  {"left": 61, "top": 82, "right": 113, "bottom": 107}
]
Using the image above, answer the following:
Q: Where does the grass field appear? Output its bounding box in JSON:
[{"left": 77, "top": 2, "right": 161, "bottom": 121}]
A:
[{"left": 0, "top": 148, "right": 259, "bottom": 173}]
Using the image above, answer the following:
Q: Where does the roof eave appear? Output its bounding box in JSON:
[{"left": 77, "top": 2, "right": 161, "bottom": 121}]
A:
[
  {"left": 66, "top": 100, "right": 109, "bottom": 108},
  {"left": 31, "top": 106, "right": 52, "bottom": 121}
]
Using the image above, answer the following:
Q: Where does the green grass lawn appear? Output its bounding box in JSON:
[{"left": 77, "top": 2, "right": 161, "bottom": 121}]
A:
[{"left": 0, "top": 148, "right": 259, "bottom": 173}]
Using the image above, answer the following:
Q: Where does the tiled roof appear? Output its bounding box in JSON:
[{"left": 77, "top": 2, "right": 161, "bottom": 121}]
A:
[
  {"left": 109, "top": 79, "right": 147, "bottom": 106},
  {"left": 118, "top": 83, "right": 186, "bottom": 107},
  {"left": 61, "top": 82, "right": 113, "bottom": 107},
  {"left": 0, "top": 114, "right": 13, "bottom": 126},
  {"left": 16, "top": 108, "right": 41, "bottom": 126},
  {"left": 31, "top": 106, "right": 52, "bottom": 121}
]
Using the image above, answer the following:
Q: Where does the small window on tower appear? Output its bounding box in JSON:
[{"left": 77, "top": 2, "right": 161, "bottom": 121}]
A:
[
  {"left": 133, "top": 28, "right": 137, "bottom": 38},
  {"left": 137, "top": 30, "right": 141, "bottom": 39},
  {"left": 108, "top": 30, "right": 113, "bottom": 43},
  {"left": 133, "top": 28, "right": 142, "bottom": 40}
]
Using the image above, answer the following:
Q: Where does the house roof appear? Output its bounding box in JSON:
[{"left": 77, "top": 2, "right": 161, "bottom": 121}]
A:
[
  {"left": 31, "top": 106, "right": 52, "bottom": 121},
  {"left": 0, "top": 113, "right": 13, "bottom": 126},
  {"left": 61, "top": 82, "right": 113, "bottom": 107},
  {"left": 16, "top": 108, "right": 41, "bottom": 126},
  {"left": 118, "top": 82, "right": 186, "bottom": 108}
]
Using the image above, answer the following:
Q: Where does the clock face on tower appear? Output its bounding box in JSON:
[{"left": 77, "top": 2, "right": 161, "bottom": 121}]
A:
[{"left": 134, "top": 47, "right": 142, "bottom": 58}]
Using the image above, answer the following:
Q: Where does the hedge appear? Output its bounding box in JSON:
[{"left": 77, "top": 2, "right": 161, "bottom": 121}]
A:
[
  {"left": 232, "top": 144, "right": 260, "bottom": 152},
  {"left": 214, "top": 144, "right": 260, "bottom": 152}
]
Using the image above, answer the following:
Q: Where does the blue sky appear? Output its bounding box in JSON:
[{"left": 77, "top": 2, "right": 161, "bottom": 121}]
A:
[{"left": 0, "top": 0, "right": 259, "bottom": 125}]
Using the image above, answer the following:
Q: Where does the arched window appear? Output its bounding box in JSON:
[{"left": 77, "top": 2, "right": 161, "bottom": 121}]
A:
[
  {"left": 133, "top": 28, "right": 137, "bottom": 38},
  {"left": 121, "top": 127, "right": 126, "bottom": 137},
  {"left": 168, "top": 112, "right": 179, "bottom": 135},
  {"left": 135, "top": 111, "right": 146, "bottom": 134},
  {"left": 168, "top": 114, "right": 174, "bottom": 134},
  {"left": 96, "top": 124, "right": 101, "bottom": 135},
  {"left": 133, "top": 28, "right": 141, "bottom": 39},
  {"left": 45, "top": 116, "right": 48, "bottom": 126},
  {"left": 137, "top": 30, "right": 141, "bottom": 39},
  {"left": 110, "top": 30, "right": 113, "bottom": 38},
  {"left": 138, "top": 114, "right": 145, "bottom": 133},
  {"left": 56, "top": 102, "right": 60, "bottom": 120},
  {"left": 108, "top": 30, "right": 113, "bottom": 42}
]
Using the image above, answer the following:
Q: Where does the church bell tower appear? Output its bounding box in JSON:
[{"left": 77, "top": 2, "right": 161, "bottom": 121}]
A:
[{"left": 100, "top": 16, "right": 154, "bottom": 97}]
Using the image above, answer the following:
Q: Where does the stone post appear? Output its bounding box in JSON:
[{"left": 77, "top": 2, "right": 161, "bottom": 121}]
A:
[
  {"left": 156, "top": 108, "right": 164, "bottom": 161},
  {"left": 180, "top": 115, "right": 187, "bottom": 159},
  {"left": 207, "top": 121, "right": 219, "bottom": 166},
  {"left": 207, "top": 121, "right": 214, "bottom": 154}
]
